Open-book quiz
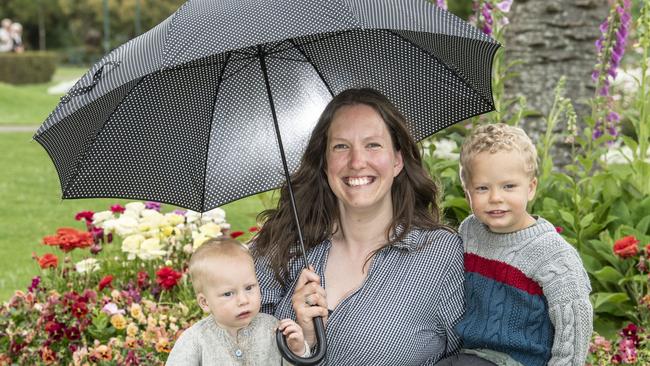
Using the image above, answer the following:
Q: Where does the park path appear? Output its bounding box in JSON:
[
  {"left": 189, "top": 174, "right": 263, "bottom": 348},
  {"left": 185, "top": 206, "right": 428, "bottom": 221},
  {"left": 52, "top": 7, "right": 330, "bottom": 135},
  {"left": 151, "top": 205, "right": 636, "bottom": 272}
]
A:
[{"left": 0, "top": 125, "right": 39, "bottom": 133}]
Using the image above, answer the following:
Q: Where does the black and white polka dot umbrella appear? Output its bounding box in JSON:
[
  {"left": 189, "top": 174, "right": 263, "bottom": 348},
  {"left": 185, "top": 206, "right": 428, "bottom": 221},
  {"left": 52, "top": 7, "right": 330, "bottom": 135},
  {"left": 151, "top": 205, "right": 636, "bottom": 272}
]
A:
[{"left": 34, "top": 0, "right": 499, "bottom": 214}]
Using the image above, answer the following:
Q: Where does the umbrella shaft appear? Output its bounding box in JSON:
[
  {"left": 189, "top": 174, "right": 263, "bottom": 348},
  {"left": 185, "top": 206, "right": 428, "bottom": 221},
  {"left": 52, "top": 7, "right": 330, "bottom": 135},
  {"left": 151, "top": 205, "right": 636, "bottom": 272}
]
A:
[{"left": 257, "top": 46, "right": 309, "bottom": 269}]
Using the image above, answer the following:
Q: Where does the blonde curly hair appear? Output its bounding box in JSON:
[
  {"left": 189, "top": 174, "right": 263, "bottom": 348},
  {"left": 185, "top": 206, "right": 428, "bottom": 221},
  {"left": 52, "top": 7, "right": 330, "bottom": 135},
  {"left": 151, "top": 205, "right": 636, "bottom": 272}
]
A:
[{"left": 459, "top": 123, "right": 538, "bottom": 187}]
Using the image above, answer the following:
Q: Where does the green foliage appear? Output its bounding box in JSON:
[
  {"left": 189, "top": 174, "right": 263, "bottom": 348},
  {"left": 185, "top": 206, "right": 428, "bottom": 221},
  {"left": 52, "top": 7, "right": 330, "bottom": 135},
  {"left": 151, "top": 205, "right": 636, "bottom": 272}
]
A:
[{"left": 0, "top": 52, "right": 57, "bottom": 84}]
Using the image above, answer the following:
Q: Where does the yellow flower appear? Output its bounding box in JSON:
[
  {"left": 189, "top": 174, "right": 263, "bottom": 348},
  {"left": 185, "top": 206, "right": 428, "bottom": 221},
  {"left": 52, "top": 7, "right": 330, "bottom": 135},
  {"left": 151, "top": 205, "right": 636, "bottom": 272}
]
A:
[
  {"left": 126, "top": 323, "right": 139, "bottom": 337},
  {"left": 129, "top": 304, "right": 143, "bottom": 319},
  {"left": 110, "top": 314, "right": 127, "bottom": 330},
  {"left": 161, "top": 226, "right": 174, "bottom": 238}
]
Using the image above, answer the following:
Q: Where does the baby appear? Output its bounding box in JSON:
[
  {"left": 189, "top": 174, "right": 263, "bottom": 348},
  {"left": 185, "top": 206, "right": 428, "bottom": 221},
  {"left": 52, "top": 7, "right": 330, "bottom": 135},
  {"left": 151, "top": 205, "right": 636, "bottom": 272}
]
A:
[{"left": 167, "top": 238, "right": 309, "bottom": 365}]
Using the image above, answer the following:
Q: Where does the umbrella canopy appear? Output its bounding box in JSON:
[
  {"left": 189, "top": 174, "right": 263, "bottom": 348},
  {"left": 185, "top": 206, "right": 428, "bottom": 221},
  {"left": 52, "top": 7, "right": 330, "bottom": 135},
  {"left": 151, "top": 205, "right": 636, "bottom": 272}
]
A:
[{"left": 35, "top": 0, "right": 499, "bottom": 213}]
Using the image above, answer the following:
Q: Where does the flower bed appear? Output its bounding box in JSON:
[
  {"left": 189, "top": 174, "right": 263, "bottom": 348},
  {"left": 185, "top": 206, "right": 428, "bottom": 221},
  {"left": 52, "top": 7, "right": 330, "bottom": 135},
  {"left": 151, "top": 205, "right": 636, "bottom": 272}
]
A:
[{"left": 0, "top": 202, "right": 257, "bottom": 365}]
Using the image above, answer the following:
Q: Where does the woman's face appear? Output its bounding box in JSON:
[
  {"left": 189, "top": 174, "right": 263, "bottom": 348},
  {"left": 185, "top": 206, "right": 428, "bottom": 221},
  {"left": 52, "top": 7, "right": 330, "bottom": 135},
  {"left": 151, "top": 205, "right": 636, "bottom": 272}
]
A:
[{"left": 325, "top": 104, "right": 403, "bottom": 215}]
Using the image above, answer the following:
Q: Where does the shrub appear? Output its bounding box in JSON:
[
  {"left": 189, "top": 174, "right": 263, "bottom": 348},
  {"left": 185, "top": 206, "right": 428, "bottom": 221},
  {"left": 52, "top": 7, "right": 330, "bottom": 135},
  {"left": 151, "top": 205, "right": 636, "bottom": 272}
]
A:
[{"left": 0, "top": 51, "right": 58, "bottom": 85}]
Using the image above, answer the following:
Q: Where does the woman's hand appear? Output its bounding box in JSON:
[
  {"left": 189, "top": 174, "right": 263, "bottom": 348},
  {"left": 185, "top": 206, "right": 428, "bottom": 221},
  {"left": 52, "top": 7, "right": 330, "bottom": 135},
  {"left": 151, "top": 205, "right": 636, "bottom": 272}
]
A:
[
  {"left": 278, "top": 319, "right": 307, "bottom": 356},
  {"left": 291, "top": 266, "right": 328, "bottom": 347}
]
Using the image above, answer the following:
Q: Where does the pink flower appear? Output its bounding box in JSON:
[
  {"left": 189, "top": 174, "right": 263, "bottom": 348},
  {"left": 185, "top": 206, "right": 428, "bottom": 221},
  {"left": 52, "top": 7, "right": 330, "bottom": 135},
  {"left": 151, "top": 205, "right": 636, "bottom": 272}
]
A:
[
  {"left": 110, "top": 204, "right": 125, "bottom": 213},
  {"left": 555, "top": 226, "right": 564, "bottom": 234},
  {"left": 102, "top": 302, "right": 125, "bottom": 316},
  {"left": 496, "top": 0, "right": 513, "bottom": 12},
  {"left": 75, "top": 210, "right": 94, "bottom": 223}
]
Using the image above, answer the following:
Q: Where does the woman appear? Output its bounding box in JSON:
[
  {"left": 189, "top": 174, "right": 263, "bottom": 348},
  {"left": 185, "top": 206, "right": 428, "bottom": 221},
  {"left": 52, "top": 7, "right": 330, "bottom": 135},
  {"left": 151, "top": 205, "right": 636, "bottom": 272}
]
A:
[{"left": 253, "top": 88, "right": 464, "bottom": 365}]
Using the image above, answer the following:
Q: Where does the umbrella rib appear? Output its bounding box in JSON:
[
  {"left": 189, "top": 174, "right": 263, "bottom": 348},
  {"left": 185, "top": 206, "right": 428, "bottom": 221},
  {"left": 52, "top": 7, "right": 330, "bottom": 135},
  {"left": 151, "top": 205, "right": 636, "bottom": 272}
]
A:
[
  {"left": 202, "top": 51, "right": 233, "bottom": 211},
  {"left": 387, "top": 29, "right": 497, "bottom": 111},
  {"left": 288, "top": 38, "right": 335, "bottom": 97}
]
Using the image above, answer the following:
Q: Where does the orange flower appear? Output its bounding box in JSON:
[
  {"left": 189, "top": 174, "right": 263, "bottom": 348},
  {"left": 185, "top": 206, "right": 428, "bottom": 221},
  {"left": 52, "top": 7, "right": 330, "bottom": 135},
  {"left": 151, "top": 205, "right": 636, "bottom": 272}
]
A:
[
  {"left": 613, "top": 235, "right": 640, "bottom": 258},
  {"left": 93, "top": 345, "right": 112, "bottom": 361},
  {"left": 155, "top": 337, "right": 172, "bottom": 353},
  {"left": 37, "top": 253, "right": 59, "bottom": 269},
  {"left": 42, "top": 227, "right": 93, "bottom": 252},
  {"left": 40, "top": 346, "right": 57, "bottom": 364}
]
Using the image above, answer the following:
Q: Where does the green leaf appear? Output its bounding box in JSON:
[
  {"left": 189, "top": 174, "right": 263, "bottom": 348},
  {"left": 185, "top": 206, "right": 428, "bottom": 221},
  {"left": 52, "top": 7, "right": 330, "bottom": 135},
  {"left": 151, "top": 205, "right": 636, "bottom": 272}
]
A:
[
  {"left": 558, "top": 210, "right": 575, "bottom": 227},
  {"left": 592, "top": 266, "right": 624, "bottom": 285},
  {"left": 579, "top": 213, "right": 595, "bottom": 228},
  {"left": 636, "top": 215, "right": 650, "bottom": 234}
]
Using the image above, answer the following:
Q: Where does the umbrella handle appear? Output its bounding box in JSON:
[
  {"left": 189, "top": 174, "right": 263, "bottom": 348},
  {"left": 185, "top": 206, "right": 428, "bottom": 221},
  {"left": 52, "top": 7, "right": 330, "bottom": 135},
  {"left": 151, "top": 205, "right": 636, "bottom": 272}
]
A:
[{"left": 276, "top": 316, "right": 326, "bottom": 365}]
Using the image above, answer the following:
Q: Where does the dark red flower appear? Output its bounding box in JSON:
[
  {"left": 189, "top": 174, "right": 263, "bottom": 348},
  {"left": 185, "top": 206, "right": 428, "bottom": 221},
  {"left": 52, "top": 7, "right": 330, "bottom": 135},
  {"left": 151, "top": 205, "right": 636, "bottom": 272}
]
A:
[
  {"left": 645, "top": 244, "right": 650, "bottom": 257},
  {"left": 230, "top": 231, "right": 245, "bottom": 239},
  {"left": 137, "top": 271, "right": 150, "bottom": 289},
  {"left": 125, "top": 350, "right": 140, "bottom": 365},
  {"left": 65, "top": 326, "right": 81, "bottom": 340},
  {"left": 555, "top": 226, "right": 564, "bottom": 234},
  {"left": 156, "top": 267, "right": 182, "bottom": 290},
  {"left": 613, "top": 235, "right": 640, "bottom": 258},
  {"left": 71, "top": 300, "right": 89, "bottom": 319},
  {"left": 98, "top": 275, "right": 114, "bottom": 291},
  {"left": 74, "top": 211, "right": 94, "bottom": 223},
  {"left": 36, "top": 253, "right": 58, "bottom": 269},
  {"left": 110, "top": 204, "right": 125, "bottom": 214}
]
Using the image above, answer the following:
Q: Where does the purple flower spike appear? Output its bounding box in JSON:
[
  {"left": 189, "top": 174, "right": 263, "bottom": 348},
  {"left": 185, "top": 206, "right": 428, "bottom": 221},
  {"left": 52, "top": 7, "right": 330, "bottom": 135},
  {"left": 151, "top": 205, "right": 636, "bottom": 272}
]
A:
[{"left": 599, "top": 20, "right": 608, "bottom": 33}]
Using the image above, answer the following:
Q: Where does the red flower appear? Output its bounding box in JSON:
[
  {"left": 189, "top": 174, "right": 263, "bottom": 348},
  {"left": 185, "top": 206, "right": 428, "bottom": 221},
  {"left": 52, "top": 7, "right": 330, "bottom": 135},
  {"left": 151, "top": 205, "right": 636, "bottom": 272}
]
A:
[
  {"left": 613, "top": 235, "right": 640, "bottom": 258},
  {"left": 248, "top": 226, "right": 260, "bottom": 233},
  {"left": 110, "top": 204, "right": 125, "bottom": 214},
  {"left": 71, "top": 300, "right": 89, "bottom": 319},
  {"left": 37, "top": 253, "right": 59, "bottom": 269},
  {"left": 230, "top": 231, "right": 245, "bottom": 239},
  {"left": 156, "top": 267, "right": 182, "bottom": 290},
  {"left": 43, "top": 228, "right": 93, "bottom": 252},
  {"left": 555, "top": 226, "right": 564, "bottom": 234},
  {"left": 98, "top": 275, "right": 114, "bottom": 291},
  {"left": 65, "top": 326, "right": 81, "bottom": 341},
  {"left": 137, "top": 271, "right": 150, "bottom": 289},
  {"left": 74, "top": 210, "right": 94, "bottom": 223}
]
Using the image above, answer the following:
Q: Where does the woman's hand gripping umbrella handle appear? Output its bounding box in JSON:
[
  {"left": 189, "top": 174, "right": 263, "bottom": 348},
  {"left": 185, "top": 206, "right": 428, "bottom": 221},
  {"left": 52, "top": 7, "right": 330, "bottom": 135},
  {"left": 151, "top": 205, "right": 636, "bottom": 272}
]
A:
[{"left": 276, "top": 317, "right": 326, "bottom": 365}]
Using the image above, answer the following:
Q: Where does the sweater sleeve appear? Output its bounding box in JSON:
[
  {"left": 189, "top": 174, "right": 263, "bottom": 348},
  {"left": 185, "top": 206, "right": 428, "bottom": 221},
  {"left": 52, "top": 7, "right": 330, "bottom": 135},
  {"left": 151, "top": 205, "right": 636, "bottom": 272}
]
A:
[
  {"left": 535, "top": 243, "right": 593, "bottom": 366},
  {"left": 166, "top": 326, "right": 202, "bottom": 366}
]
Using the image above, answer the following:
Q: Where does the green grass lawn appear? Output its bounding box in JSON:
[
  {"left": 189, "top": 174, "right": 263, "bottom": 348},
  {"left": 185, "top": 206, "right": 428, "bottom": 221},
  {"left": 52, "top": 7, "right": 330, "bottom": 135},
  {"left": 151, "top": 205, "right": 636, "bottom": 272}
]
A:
[
  {"left": 0, "top": 131, "right": 268, "bottom": 301},
  {"left": 0, "top": 66, "right": 88, "bottom": 125}
]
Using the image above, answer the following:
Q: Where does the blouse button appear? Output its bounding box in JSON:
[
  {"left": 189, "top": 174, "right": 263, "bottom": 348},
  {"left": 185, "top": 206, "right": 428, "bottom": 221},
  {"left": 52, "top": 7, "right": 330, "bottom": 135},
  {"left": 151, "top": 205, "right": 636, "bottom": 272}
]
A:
[{"left": 235, "top": 349, "right": 243, "bottom": 358}]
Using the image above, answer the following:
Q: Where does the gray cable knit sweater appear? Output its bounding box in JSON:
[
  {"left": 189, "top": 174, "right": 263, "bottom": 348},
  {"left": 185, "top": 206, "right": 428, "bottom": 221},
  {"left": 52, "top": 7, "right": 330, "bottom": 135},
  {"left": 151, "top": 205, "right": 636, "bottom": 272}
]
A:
[
  {"left": 166, "top": 313, "right": 288, "bottom": 366},
  {"left": 455, "top": 215, "right": 593, "bottom": 366}
]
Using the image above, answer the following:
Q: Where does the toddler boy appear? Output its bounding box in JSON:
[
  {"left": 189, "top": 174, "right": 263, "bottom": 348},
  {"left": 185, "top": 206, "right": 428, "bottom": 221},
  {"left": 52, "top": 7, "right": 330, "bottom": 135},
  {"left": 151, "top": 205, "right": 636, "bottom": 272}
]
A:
[{"left": 441, "top": 123, "right": 592, "bottom": 366}]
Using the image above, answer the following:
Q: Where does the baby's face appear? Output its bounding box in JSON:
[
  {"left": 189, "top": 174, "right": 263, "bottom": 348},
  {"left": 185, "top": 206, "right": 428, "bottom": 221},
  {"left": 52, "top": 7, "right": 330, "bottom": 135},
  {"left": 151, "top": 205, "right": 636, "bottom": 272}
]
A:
[
  {"left": 465, "top": 150, "right": 537, "bottom": 233},
  {"left": 197, "top": 254, "right": 261, "bottom": 336}
]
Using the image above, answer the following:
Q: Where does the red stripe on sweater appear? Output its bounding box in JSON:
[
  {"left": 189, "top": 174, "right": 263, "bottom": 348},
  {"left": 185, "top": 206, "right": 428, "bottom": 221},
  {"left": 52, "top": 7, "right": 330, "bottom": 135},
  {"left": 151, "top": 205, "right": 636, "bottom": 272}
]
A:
[{"left": 464, "top": 253, "right": 543, "bottom": 296}]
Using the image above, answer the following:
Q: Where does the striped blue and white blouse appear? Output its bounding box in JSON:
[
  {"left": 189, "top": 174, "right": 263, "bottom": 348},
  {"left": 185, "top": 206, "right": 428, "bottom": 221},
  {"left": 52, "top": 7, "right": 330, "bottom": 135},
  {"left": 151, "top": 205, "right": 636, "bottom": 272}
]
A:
[{"left": 255, "top": 227, "right": 465, "bottom": 365}]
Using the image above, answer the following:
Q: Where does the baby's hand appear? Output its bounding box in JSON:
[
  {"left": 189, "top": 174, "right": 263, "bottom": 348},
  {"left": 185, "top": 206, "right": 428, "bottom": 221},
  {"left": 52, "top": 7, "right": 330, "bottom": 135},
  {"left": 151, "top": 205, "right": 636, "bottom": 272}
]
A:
[{"left": 278, "top": 318, "right": 307, "bottom": 356}]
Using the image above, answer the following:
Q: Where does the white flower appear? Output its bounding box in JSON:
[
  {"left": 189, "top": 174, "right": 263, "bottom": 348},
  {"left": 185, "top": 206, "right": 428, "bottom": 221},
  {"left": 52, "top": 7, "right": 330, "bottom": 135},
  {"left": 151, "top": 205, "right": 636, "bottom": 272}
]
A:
[
  {"left": 601, "top": 144, "right": 650, "bottom": 164},
  {"left": 431, "top": 138, "right": 459, "bottom": 160},
  {"left": 184, "top": 210, "right": 201, "bottom": 224},
  {"left": 92, "top": 211, "right": 115, "bottom": 225},
  {"left": 75, "top": 258, "right": 100, "bottom": 273},
  {"left": 124, "top": 202, "right": 146, "bottom": 216},
  {"left": 141, "top": 209, "right": 165, "bottom": 226},
  {"left": 164, "top": 213, "right": 185, "bottom": 226},
  {"left": 122, "top": 234, "right": 145, "bottom": 260},
  {"left": 113, "top": 215, "right": 139, "bottom": 236},
  {"left": 137, "top": 237, "right": 167, "bottom": 260},
  {"left": 201, "top": 207, "right": 226, "bottom": 224}
]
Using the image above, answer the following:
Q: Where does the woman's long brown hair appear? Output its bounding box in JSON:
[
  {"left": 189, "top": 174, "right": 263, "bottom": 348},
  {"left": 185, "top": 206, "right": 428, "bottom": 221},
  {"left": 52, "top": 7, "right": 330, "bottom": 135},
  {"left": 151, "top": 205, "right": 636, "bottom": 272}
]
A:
[{"left": 251, "top": 88, "right": 446, "bottom": 285}]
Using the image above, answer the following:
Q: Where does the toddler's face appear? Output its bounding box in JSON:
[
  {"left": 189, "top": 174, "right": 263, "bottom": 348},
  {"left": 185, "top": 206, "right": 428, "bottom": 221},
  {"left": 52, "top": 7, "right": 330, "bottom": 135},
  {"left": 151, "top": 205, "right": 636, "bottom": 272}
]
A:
[
  {"left": 465, "top": 150, "right": 537, "bottom": 233},
  {"left": 197, "top": 254, "right": 261, "bottom": 336}
]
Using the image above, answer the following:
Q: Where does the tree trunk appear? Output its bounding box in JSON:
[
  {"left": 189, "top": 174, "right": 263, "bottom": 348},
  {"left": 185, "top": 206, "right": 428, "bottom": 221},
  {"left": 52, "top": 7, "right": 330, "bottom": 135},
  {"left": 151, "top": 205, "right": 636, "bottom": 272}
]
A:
[{"left": 504, "top": 0, "right": 609, "bottom": 163}]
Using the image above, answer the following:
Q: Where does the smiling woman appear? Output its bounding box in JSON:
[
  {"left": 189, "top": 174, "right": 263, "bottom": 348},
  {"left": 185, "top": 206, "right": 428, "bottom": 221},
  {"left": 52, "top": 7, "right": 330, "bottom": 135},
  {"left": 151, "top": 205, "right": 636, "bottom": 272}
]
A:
[{"left": 252, "top": 88, "right": 464, "bottom": 365}]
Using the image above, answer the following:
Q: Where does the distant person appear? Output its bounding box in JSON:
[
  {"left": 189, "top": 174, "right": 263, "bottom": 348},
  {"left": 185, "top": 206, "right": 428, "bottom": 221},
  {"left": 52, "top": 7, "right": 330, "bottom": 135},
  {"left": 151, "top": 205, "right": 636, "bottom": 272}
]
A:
[
  {"left": 10, "top": 22, "right": 23, "bottom": 53},
  {"left": 0, "top": 18, "right": 13, "bottom": 53}
]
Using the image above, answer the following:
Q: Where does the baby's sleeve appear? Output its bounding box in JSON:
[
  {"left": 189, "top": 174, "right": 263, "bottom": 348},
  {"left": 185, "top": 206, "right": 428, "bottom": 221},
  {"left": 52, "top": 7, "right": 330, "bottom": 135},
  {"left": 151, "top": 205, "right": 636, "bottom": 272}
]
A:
[
  {"left": 537, "top": 246, "right": 593, "bottom": 366},
  {"left": 166, "top": 327, "right": 202, "bottom": 366}
]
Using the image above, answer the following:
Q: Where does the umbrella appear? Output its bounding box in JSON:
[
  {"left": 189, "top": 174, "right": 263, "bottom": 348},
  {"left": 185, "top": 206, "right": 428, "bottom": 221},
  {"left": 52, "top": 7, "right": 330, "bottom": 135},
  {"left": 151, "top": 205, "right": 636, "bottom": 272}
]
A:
[{"left": 34, "top": 0, "right": 499, "bottom": 364}]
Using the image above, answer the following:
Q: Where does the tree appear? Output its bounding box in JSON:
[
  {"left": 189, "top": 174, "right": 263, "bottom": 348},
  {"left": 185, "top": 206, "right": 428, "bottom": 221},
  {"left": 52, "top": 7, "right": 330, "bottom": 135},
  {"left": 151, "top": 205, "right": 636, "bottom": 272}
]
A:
[{"left": 504, "top": 0, "right": 610, "bottom": 146}]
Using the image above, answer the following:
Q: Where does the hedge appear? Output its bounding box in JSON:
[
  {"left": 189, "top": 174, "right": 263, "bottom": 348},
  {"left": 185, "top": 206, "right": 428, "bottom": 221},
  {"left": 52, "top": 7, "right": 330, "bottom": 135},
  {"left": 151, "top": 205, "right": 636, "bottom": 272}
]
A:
[{"left": 0, "top": 51, "right": 58, "bottom": 85}]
